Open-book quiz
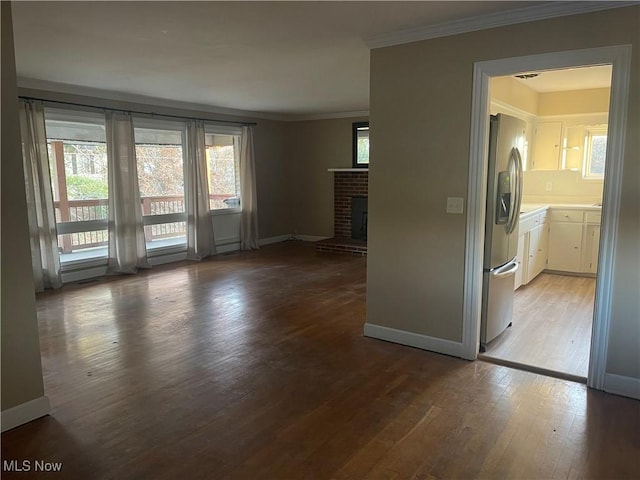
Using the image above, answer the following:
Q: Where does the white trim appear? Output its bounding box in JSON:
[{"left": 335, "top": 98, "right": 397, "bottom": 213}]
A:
[
  {"left": 294, "top": 235, "right": 332, "bottom": 242},
  {"left": 216, "top": 242, "right": 241, "bottom": 254},
  {"left": 604, "top": 373, "right": 640, "bottom": 400},
  {"left": 1, "top": 396, "right": 51, "bottom": 433},
  {"left": 490, "top": 100, "right": 536, "bottom": 122},
  {"left": 259, "top": 234, "right": 291, "bottom": 246},
  {"left": 148, "top": 251, "right": 187, "bottom": 266},
  {"left": 463, "top": 45, "right": 632, "bottom": 391},
  {"left": 328, "top": 168, "right": 369, "bottom": 172},
  {"left": 365, "top": 2, "right": 637, "bottom": 49},
  {"left": 363, "top": 323, "right": 463, "bottom": 358},
  {"left": 287, "top": 110, "right": 369, "bottom": 122},
  {"left": 61, "top": 265, "right": 107, "bottom": 284}
]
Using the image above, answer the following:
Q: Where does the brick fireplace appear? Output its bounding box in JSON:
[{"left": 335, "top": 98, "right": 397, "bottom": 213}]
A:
[{"left": 316, "top": 169, "right": 368, "bottom": 255}]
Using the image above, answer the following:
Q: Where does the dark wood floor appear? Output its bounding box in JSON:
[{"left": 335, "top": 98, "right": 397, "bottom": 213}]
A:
[{"left": 3, "top": 241, "right": 639, "bottom": 479}]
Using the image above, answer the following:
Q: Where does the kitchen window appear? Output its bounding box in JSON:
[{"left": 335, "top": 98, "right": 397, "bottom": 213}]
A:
[{"left": 584, "top": 125, "right": 607, "bottom": 178}]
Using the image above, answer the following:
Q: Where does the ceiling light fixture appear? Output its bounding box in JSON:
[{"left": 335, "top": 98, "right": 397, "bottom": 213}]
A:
[{"left": 514, "top": 73, "right": 540, "bottom": 79}]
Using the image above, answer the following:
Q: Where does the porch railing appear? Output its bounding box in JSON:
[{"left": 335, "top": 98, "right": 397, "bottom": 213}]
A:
[{"left": 54, "top": 194, "right": 233, "bottom": 253}]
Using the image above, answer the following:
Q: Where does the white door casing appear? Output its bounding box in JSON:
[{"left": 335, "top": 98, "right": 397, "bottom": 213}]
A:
[{"left": 462, "top": 45, "right": 632, "bottom": 391}]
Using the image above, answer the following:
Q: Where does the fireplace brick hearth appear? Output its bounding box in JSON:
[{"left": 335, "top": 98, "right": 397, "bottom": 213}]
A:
[{"left": 316, "top": 170, "right": 368, "bottom": 255}]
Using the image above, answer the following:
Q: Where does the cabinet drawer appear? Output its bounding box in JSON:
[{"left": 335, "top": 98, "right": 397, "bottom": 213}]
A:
[
  {"left": 585, "top": 212, "right": 601, "bottom": 224},
  {"left": 549, "top": 209, "right": 583, "bottom": 223},
  {"left": 520, "top": 217, "right": 536, "bottom": 233}
]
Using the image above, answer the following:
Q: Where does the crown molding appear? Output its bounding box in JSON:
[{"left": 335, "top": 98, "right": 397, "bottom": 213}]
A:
[
  {"left": 286, "top": 110, "right": 369, "bottom": 122},
  {"left": 365, "top": 1, "right": 639, "bottom": 49}
]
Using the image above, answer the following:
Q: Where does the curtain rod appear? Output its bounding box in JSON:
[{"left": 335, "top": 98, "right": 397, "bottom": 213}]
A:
[{"left": 18, "top": 95, "right": 258, "bottom": 127}]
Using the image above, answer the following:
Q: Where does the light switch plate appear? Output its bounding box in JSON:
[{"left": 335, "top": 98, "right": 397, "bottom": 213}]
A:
[{"left": 446, "top": 197, "right": 464, "bottom": 214}]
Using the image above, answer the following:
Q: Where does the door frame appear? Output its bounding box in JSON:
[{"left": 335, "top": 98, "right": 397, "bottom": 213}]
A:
[{"left": 461, "top": 45, "right": 632, "bottom": 390}]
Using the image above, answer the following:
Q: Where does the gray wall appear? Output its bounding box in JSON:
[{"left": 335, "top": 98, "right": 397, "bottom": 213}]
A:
[
  {"left": 1, "top": 2, "right": 47, "bottom": 412},
  {"left": 366, "top": 6, "right": 640, "bottom": 379},
  {"left": 288, "top": 116, "right": 368, "bottom": 237}
]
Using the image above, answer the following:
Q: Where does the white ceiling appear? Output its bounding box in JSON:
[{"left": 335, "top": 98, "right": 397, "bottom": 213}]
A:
[
  {"left": 513, "top": 65, "right": 613, "bottom": 92},
  {"left": 10, "top": 1, "right": 615, "bottom": 119}
]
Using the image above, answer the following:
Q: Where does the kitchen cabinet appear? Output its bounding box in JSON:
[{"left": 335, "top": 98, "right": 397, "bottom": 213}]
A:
[
  {"left": 531, "top": 121, "right": 562, "bottom": 170},
  {"left": 546, "top": 208, "right": 601, "bottom": 274},
  {"left": 547, "top": 222, "right": 583, "bottom": 272},
  {"left": 515, "top": 207, "right": 548, "bottom": 289},
  {"left": 514, "top": 232, "right": 527, "bottom": 290},
  {"left": 527, "top": 222, "right": 549, "bottom": 283}
]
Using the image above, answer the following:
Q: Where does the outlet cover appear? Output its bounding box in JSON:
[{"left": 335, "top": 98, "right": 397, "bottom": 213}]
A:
[{"left": 446, "top": 197, "right": 464, "bottom": 214}]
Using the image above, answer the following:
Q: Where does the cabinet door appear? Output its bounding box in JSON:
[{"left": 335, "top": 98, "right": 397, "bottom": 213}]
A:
[
  {"left": 585, "top": 225, "right": 601, "bottom": 274},
  {"left": 547, "top": 222, "right": 583, "bottom": 272},
  {"left": 526, "top": 223, "right": 549, "bottom": 283},
  {"left": 532, "top": 121, "right": 562, "bottom": 170},
  {"left": 515, "top": 232, "right": 527, "bottom": 290}
]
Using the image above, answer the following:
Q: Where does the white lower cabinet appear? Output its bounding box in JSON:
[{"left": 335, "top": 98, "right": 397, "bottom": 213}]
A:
[
  {"left": 526, "top": 223, "right": 549, "bottom": 283},
  {"left": 584, "top": 224, "right": 601, "bottom": 274},
  {"left": 546, "top": 208, "right": 601, "bottom": 274},
  {"left": 515, "top": 209, "right": 548, "bottom": 289},
  {"left": 547, "top": 222, "right": 583, "bottom": 272}
]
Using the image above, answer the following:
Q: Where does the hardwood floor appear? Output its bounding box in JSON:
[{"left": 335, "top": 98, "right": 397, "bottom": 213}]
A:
[
  {"left": 2, "top": 242, "right": 639, "bottom": 479},
  {"left": 481, "top": 273, "right": 595, "bottom": 380}
]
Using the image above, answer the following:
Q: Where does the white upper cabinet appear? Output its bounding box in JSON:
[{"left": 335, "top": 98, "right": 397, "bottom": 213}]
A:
[{"left": 531, "top": 121, "right": 562, "bottom": 170}]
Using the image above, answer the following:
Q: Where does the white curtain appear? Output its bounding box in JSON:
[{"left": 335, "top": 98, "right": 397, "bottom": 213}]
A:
[
  {"left": 19, "top": 100, "right": 62, "bottom": 291},
  {"left": 185, "top": 120, "right": 216, "bottom": 260},
  {"left": 238, "top": 125, "right": 259, "bottom": 250},
  {"left": 105, "top": 111, "right": 149, "bottom": 274}
]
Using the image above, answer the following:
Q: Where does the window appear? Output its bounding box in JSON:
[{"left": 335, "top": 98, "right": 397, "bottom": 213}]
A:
[
  {"left": 134, "top": 121, "right": 187, "bottom": 250},
  {"left": 205, "top": 126, "right": 241, "bottom": 211},
  {"left": 584, "top": 125, "right": 607, "bottom": 178},
  {"left": 352, "top": 122, "right": 369, "bottom": 168},
  {"left": 44, "top": 109, "right": 109, "bottom": 264}
]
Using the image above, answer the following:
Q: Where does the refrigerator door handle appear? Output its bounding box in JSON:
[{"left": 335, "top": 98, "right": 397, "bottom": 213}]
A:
[
  {"left": 506, "top": 147, "right": 524, "bottom": 234},
  {"left": 491, "top": 262, "right": 519, "bottom": 278}
]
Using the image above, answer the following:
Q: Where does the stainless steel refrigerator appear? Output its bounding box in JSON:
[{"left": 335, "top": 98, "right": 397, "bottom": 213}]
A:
[{"left": 480, "top": 113, "right": 525, "bottom": 351}]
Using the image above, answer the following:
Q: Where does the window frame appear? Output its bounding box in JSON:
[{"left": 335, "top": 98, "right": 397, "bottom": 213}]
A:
[
  {"left": 204, "top": 123, "right": 242, "bottom": 214},
  {"left": 352, "top": 121, "right": 369, "bottom": 168},
  {"left": 133, "top": 117, "right": 189, "bottom": 251},
  {"left": 583, "top": 125, "right": 608, "bottom": 179}
]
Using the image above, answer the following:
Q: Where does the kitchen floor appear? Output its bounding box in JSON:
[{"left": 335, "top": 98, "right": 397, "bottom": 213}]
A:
[{"left": 480, "top": 273, "right": 595, "bottom": 380}]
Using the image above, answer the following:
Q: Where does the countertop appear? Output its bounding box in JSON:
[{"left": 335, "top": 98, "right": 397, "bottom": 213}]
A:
[{"left": 519, "top": 203, "right": 602, "bottom": 221}]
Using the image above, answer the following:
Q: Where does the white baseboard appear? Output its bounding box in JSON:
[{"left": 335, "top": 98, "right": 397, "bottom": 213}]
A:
[
  {"left": 1, "top": 396, "right": 51, "bottom": 432},
  {"left": 216, "top": 242, "right": 241, "bottom": 254},
  {"left": 259, "top": 234, "right": 291, "bottom": 246},
  {"left": 294, "top": 235, "right": 331, "bottom": 242},
  {"left": 148, "top": 252, "right": 187, "bottom": 266},
  {"left": 604, "top": 373, "right": 640, "bottom": 400},
  {"left": 363, "top": 323, "right": 464, "bottom": 358}
]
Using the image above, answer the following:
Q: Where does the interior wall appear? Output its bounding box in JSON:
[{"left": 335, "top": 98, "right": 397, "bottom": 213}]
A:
[
  {"left": 538, "top": 87, "right": 611, "bottom": 116},
  {"left": 491, "top": 76, "right": 538, "bottom": 114},
  {"left": 288, "top": 116, "right": 367, "bottom": 238},
  {"left": 1, "top": 2, "right": 47, "bottom": 412},
  {"left": 367, "top": 6, "right": 639, "bottom": 381}
]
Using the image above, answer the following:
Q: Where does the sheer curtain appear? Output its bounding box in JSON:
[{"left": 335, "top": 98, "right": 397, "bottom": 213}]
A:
[
  {"left": 239, "top": 125, "right": 259, "bottom": 250},
  {"left": 105, "top": 111, "right": 149, "bottom": 274},
  {"left": 19, "top": 100, "right": 62, "bottom": 291},
  {"left": 185, "top": 120, "right": 216, "bottom": 260}
]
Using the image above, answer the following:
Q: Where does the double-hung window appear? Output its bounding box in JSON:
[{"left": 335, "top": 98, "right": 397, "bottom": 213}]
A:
[
  {"left": 204, "top": 125, "right": 241, "bottom": 211},
  {"left": 133, "top": 119, "right": 187, "bottom": 251},
  {"left": 583, "top": 125, "right": 607, "bottom": 178},
  {"left": 44, "top": 108, "right": 109, "bottom": 264}
]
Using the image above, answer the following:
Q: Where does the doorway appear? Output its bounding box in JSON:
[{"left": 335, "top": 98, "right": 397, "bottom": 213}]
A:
[
  {"left": 461, "top": 45, "right": 632, "bottom": 391},
  {"left": 478, "top": 66, "right": 611, "bottom": 381}
]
